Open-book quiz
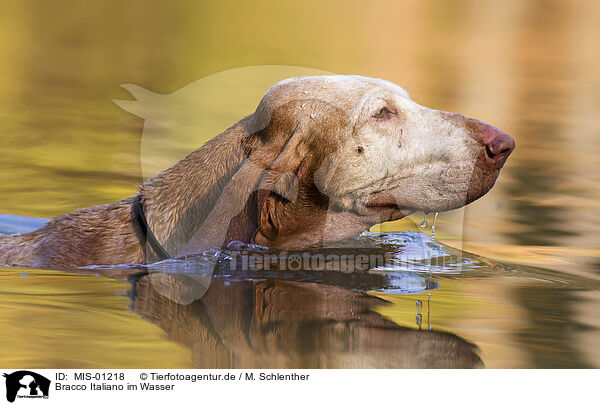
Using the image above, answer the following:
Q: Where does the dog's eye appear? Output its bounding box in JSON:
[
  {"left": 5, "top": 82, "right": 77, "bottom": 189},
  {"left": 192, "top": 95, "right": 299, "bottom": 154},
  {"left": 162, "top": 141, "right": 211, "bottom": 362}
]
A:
[{"left": 373, "top": 107, "right": 391, "bottom": 119}]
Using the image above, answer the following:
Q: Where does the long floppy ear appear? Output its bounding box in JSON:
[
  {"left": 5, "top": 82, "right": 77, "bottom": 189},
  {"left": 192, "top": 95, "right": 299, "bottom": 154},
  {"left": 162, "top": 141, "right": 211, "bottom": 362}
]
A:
[
  {"left": 176, "top": 105, "right": 311, "bottom": 255},
  {"left": 176, "top": 103, "right": 311, "bottom": 254},
  {"left": 258, "top": 120, "right": 312, "bottom": 202},
  {"left": 179, "top": 99, "right": 343, "bottom": 253},
  {"left": 256, "top": 121, "right": 314, "bottom": 241},
  {"left": 255, "top": 100, "right": 343, "bottom": 243}
]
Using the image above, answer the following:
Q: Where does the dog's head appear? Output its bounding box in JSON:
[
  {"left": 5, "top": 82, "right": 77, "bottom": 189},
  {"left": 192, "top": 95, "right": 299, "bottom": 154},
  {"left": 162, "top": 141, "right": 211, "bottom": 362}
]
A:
[
  {"left": 176, "top": 75, "right": 514, "bottom": 253},
  {"left": 243, "top": 75, "right": 514, "bottom": 248}
]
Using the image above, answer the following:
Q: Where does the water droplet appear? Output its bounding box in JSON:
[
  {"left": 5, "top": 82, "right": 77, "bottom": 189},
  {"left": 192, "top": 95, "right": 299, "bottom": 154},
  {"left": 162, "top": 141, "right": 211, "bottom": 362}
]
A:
[
  {"left": 431, "top": 211, "right": 439, "bottom": 237},
  {"left": 310, "top": 112, "right": 316, "bottom": 119},
  {"left": 427, "top": 293, "right": 432, "bottom": 330},
  {"left": 415, "top": 300, "right": 423, "bottom": 330},
  {"left": 420, "top": 213, "right": 428, "bottom": 228}
]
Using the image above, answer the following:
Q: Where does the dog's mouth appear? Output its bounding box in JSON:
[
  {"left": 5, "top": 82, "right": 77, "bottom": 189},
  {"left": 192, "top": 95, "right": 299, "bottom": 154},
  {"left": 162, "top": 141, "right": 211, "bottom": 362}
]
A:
[
  {"left": 365, "top": 194, "right": 413, "bottom": 221},
  {"left": 366, "top": 194, "right": 404, "bottom": 209}
]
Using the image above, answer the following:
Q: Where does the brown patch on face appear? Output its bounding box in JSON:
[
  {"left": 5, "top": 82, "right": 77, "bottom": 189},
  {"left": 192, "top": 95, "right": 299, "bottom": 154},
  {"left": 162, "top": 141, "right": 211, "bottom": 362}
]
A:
[{"left": 249, "top": 100, "right": 348, "bottom": 249}]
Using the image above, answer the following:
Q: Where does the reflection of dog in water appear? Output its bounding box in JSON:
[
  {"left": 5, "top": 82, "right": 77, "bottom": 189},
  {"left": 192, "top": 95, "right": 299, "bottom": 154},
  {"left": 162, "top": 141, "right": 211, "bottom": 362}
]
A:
[
  {"left": 133, "top": 273, "right": 483, "bottom": 368},
  {"left": 3, "top": 371, "right": 50, "bottom": 403}
]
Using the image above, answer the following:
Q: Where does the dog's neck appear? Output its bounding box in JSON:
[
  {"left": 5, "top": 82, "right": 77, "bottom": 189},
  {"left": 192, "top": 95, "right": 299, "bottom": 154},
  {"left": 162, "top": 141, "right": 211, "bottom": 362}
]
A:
[{"left": 140, "top": 116, "right": 254, "bottom": 257}]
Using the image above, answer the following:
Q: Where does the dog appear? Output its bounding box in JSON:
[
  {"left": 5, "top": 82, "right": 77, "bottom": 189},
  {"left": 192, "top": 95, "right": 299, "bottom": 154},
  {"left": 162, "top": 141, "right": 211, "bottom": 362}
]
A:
[{"left": 0, "top": 75, "right": 514, "bottom": 269}]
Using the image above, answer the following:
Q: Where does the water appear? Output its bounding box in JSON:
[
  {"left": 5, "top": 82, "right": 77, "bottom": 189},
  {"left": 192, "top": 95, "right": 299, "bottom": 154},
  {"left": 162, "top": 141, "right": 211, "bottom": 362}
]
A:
[
  {"left": 3, "top": 227, "right": 599, "bottom": 368},
  {"left": 431, "top": 212, "right": 439, "bottom": 237},
  {"left": 1, "top": 0, "right": 600, "bottom": 368}
]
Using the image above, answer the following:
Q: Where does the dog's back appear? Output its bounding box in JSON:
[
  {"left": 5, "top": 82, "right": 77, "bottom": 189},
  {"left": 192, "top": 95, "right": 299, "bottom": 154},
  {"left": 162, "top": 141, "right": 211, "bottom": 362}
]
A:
[{"left": 0, "top": 199, "right": 144, "bottom": 269}]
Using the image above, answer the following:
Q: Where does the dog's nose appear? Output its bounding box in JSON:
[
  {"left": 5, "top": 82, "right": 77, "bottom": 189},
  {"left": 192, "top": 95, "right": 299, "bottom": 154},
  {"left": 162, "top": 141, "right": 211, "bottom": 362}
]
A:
[{"left": 469, "top": 120, "right": 515, "bottom": 168}]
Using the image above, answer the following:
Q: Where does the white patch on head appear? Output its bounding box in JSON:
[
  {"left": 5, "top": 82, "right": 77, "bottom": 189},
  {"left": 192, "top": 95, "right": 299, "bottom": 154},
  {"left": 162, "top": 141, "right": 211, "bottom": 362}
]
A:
[
  {"left": 257, "top": 74, "right": 494, "bottom": 225},
  {"left": 308, "top": 77, "right": 482, "bottom": 214}
]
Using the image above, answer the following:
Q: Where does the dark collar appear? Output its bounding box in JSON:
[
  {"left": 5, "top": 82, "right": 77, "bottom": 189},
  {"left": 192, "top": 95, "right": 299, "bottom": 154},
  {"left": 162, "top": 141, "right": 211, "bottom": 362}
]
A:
[{"left": 134, "top": 194, "right": 170, "bottom": 261}]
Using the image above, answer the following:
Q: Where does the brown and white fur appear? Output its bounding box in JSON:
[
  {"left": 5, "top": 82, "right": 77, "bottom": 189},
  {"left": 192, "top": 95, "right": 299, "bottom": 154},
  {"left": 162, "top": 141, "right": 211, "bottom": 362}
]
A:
[{"left": 0, "top": 75, "right": 514, "bottom": 269}]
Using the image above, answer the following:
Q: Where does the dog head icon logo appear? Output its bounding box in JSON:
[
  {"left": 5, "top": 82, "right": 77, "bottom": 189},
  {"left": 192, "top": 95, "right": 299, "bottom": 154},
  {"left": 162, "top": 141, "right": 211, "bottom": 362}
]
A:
[{"left": 3, "top": 371, "right": 50, "bottom": 402}]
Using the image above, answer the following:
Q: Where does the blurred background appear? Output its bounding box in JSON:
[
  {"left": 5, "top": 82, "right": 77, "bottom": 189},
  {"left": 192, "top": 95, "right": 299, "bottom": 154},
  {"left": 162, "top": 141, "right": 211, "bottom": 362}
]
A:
[{"left": 1, "top": 0, "right": 599, "bottom": 368}]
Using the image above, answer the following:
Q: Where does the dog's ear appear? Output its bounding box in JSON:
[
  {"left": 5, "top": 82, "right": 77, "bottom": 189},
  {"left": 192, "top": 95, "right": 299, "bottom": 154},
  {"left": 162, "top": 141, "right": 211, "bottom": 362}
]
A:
[
  {"left": 256, "top": 99, "right": 344, "bottom": 200},
  {"left": 256, "top": 118, "right": 313, "bottom": 242},
  {"left": 258, "top": 119, "right": 312, "bottom": 202},
  {"left": 254, "top": 101, "right": 343, "bottom": 243}
]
